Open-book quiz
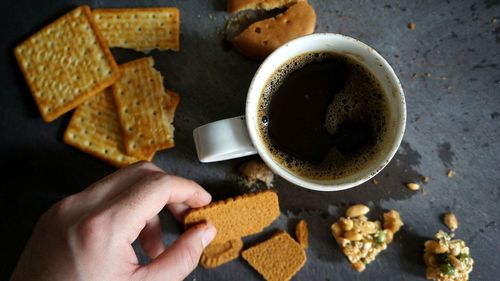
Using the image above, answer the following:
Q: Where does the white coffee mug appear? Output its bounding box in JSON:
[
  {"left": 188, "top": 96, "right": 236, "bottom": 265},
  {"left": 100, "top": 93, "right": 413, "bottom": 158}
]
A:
[{"left": 193, "top": 33, "right": 406, "bottom": 191}]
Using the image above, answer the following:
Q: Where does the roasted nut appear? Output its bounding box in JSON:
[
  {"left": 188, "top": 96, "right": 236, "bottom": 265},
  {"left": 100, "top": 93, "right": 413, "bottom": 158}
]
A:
[
  {"left": 346, "top": 204, "right": 370, "bottom": 218},
  {"left": 341, "top": 218, "right": 354, "bottom": 231},
  {"left": 344, "top": 230, "right": 363, "bottom": 241},
  {"left": 425, "top": 240, "right": 448, "bottom": 254},
  {"left": 406, "top": 182, "right": 420, "bottom": 191},
  {"left": 331, "top": 223, "right": 343, "bottom": 237},
  {"left": 444, "top": 212, "right": 458, "bottom": 231}
]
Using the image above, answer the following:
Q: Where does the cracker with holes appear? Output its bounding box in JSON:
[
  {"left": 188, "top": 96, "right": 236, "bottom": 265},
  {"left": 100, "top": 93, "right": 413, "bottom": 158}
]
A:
[
  {"left": 232, "top": 1, "right": 316, "bottom": 60},
  {"left": 14, "top": 5, "right": 120, "bottom": 122},
  {"left": 227, "top": 0, "right": 303, "bottom": 13},
  {"left": 63, "top": 88, "right": 154, "bottom": 167},
  {"left": 93, "top": 8, "right": 180, "bottom": 53},
  {"left": 112, "top": 57, "right": 179, "bottom": 158}
]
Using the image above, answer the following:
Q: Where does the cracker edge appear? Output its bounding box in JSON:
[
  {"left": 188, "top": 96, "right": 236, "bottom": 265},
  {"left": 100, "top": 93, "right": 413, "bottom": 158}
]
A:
[
  {"left": 92, "top": 7, "right": 180, "bottom": 52},
  {"left": 13, "top": 5, "right": 121, "bottom": 122}
]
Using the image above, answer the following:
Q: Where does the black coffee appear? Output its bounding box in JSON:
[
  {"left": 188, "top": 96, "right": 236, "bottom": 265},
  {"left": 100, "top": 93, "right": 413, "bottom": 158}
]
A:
[{"left": 258, "top": 52, "right": 391, "bottom": 180}]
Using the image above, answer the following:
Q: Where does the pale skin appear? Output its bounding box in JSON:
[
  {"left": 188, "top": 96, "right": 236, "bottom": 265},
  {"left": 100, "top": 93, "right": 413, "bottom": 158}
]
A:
[{"left": 10, "top": 161, "right": 217, "bottom": 281}]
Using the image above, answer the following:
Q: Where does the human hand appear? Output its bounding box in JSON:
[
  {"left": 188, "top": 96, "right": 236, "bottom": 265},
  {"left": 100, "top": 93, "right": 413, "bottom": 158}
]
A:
[{"left": 10, "top": 161, "right": 216, "bottom": 281}]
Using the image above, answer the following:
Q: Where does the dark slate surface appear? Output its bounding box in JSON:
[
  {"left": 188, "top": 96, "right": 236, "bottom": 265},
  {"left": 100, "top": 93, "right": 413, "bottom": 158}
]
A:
[{"left": 1, "top": 0, "right": 499, "bottom": 280}]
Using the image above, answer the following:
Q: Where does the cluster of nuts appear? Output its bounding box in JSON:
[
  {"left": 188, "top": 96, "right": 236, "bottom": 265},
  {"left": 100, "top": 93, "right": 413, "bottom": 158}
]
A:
[
  {"left": 331, "top": 204, "right": 404, "bottom": 272},
  {"left": 424, "top": 231, "right": 473, "bottom": 281}
]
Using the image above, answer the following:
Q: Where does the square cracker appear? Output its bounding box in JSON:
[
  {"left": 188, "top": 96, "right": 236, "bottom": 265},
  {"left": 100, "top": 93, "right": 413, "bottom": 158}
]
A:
[
  {"left": 64, "top": 88, "right": 154, "bottom": 168},
  {"left": 242, "top": 231, "right": 306, "bottom": 281},
  {"left": 93, "top": 8, "right": 180, "bottom": 52},
  {"left": 112, "top": 57, "right": 179, "bottom": 157},
  {"left": 14, "top": 5, "right": 120, "bottom": 122}
]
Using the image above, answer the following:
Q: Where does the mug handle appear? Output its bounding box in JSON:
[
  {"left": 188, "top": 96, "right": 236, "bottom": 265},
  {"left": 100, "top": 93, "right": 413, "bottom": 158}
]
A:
[{"left": 193, "top": 116, "right": 258, "bottom": 162}]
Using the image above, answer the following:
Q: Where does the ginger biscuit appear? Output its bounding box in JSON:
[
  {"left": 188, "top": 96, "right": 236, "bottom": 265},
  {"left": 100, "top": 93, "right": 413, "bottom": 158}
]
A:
[
  {"left": 242, "top": 231, "right": 306, "bottom": 281},
  {"left": 184, "top": 190, "right": 280, "bottom": 244},
  {"left": 295, "top": 219, "right": 309, "bottom": 248},
  {"left": 200, "top": 238, "right": 244, "bottom": 268}
]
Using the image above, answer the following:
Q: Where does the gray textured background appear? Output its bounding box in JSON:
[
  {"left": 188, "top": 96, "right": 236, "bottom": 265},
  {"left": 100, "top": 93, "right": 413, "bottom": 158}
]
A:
[{"left": 1, "top": 0, "right": 499, "bottom": 280}]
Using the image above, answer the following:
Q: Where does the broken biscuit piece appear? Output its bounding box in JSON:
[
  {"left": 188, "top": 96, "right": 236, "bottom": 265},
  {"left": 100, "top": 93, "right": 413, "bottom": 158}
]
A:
[
  {"left": 184, "top": 190, "right": 280, "bottom": 244},
  {"left": 331, "top": 206, "right": 403, "bottom": 272},
  {"left": 242, "top": 231, "right": 306, "bottom": 281},
  {"left": 295, "top": 219, "right": 308, "bottom": 248},
  {"left": 227, "top": 0, "right": 303, "bottom": 13},
  {"left": 112, "top": 57, "right": 179, "bottom": 158},
  {"left": 239, "top": 159, "right": 274, "bottom": 187},
  {"left": 423, "top": 231, "right": 473, "bottom": 281},
  {"left": 232, "top": 1, "right": 316, "bottom": 60},
  {"left": 200, "top": 238, "right": 243, "bottom": 268}
]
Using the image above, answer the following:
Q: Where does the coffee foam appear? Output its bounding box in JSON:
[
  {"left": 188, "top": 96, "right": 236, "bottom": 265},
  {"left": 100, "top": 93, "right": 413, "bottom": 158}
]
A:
[{"left": 258, "top": 52, "right": 391, "bottom": 181}]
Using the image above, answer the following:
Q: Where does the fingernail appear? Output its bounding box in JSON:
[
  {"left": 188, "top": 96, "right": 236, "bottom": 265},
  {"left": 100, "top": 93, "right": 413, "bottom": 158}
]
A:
[{"left": 201, "top": 223, "right": 217, "bottom": 248}]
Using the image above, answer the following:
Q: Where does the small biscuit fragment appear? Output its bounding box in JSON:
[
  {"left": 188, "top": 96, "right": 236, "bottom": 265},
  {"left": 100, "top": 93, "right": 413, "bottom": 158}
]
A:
[
  {"left": 239, "top": 159, "right": 274, "bottom": 187},
  {"left": 242, "top": 231, "right": 306, "bottom": 281},
  {"left": 227, "top": 0, "right": 303, "bottom": 13},
  {"left": 112, "top": 57, "right": 179, "bottom": 157},
  {"left": 93, "top": 8, "right": 180, "bottom": 52},
  {"left": 184, "top": 190, "right": 280, "bottom": 244},
  {"left": 14, "top": 5, "right": 120, "bottom": 122},
  {"left": 232, "top": 1, "right": 316, "bottom": 60},
  {"left": 200, "top": 238, "right": 243, "bottom": 268},
  {"left": 64, "top": 89, "right": 154, "bottom": 167},
  {"left": 295, "top": 219, "right": 308, "bottom": 248}
]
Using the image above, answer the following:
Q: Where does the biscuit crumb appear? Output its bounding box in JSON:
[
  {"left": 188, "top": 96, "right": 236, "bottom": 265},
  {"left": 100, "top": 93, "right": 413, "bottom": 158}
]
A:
[
  {"left": 423, "top": 176, "right": 430, "bottom": 184},
  {"left": 447, "top": 170, "right": 456, "bottom": 178},
  {"left": 239, "top": 159, "right": 274, "bottom": 188},
  {"left": 372, "top": 179, "right": 379, "bottom": 185},
  {"left": 407, "top": 22, "right": 416, "bottom": 30},
  {"left": 295, "top": 219, "right": 309, "bottom": 248}
]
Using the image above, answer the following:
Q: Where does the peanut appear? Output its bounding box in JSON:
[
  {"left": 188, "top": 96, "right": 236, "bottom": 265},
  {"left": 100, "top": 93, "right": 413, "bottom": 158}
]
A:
[
  {"left": 346, "top": 204, "right": 370, "bottom": 218},
  {"left": 406, "top": 182, "right": 420, "bottom": 191},
  {"left": 341, "top": 218, "right": 354, "bottom": 231},
  {"left": 424, "top": 240, "right": 448, "bottom": 254},
  {"left": 344, "top": 230, "right": 363, "bottom": 241},
  {"left": 444, "top": 212, "right": 458, "bottom": 231}
]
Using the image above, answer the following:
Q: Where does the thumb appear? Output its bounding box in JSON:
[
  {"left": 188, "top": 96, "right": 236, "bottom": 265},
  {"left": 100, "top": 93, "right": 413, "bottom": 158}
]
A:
[{"left": 139, "top": 223, "right": 216, "bottom": 281}]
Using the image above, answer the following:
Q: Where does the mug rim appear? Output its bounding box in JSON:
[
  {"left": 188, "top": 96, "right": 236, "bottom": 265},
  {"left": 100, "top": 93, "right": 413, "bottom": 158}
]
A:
[{"left": 245, "top": 33, "right": 406, "bottom": 191}]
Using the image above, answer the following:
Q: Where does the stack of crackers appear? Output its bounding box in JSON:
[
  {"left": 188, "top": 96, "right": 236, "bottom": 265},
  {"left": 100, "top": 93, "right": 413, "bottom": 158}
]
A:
[
  {"left": 14, "top": 6, "right": 181, "bottom": 167},
  {"left": 184, "top": 190, "right": 309, "bottom": 281}
]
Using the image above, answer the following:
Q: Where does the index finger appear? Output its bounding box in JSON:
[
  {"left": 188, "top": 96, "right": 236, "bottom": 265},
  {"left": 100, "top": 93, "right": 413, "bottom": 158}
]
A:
[{"left": 105, "top": 172, "right": 211, "bottom": 243}]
